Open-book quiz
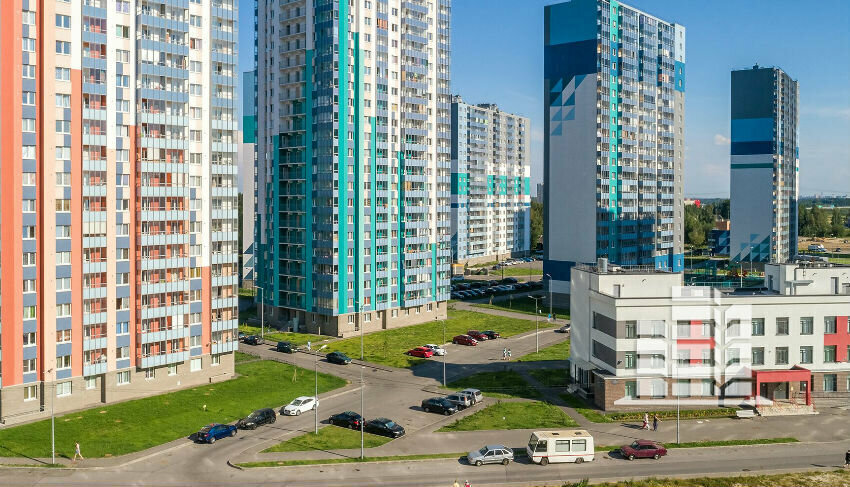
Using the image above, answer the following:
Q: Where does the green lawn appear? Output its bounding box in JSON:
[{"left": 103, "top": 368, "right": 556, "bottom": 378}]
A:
[
  {"left": 563, "top": 465, "right": 845, "bottom": 487},
  {"left": 516, "top": 340, "right": 570, "bottom": 362},
  {"left": 263, "top": 426, "right": 392, "bottom": 453},
  {"left": 596, "top": 437, "right": 798, "bottom": 452},
  {"left": 235, "top": 351, "right": 261, "bottom": 363},
  {"left": 473, "top": 299, "right": 569, "bottom": 320},
  {"left": 482, "top": 266, "right": 543, "bottom": 278},
  {"left": 238, "top": 452, "right": 464, "bottom": 468},
  {"left": 238, "top": 324, "right": 325, "bottom": 346},
  {"left": 0, "top": 360, "right": 346, "bottom": 459},
  {"left": 326, "top": 309, "right": 542, "bottom": 368},
  {"left": 559, "top": 394, "right": 737, "bottom": 423},
  {"left": 441, "top": 370, "right": 541, "bottom": 399},
  {"left": 438, "top": 400, "right": 578, "bottom": 432},
  {"left": 525, "top": 369, "right": 570, "bottom": 396}
]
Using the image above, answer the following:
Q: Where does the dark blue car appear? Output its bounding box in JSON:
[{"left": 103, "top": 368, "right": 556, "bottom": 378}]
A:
[{"left": 196, "top": 423, "right": 237, "bottom": 443}]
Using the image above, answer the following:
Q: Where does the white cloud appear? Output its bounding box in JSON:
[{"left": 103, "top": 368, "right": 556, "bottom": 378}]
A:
[{"left": 713, "top": 134, "right": 730, "bottom": 146}]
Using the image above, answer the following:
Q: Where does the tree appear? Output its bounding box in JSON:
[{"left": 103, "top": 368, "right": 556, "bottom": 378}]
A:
[{"left": 530, "top": 200, "right": 543, "bottom": 250}]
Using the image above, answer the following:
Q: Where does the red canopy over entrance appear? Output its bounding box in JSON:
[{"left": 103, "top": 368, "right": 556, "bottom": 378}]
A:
[{"left": 752, "top": 366, "right": 811, "bottom": 406}]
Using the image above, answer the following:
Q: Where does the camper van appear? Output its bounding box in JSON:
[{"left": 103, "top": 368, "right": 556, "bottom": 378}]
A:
[{"left": 526, "top": 430, "right": 595, "bottom": 465}]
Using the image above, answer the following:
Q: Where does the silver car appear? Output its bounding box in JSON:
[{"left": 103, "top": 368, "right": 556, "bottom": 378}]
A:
[
  {"left": 445, "top": 393, "right": 472, "bottom": 410},
  {"left": 467, "top": 444, "right": 514, "bottom": 466}
]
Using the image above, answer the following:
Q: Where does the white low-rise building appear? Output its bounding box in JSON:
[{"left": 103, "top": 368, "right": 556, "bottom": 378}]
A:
[{"left": 570, "top": 260, "right": 850, "bottom": 411}]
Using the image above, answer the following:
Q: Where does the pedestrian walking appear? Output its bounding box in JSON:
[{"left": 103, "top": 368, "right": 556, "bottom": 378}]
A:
[
  {"left": 73, "top": 442, "right": 84, "bottom": 461},
  {"left": 502, "top": 348, "right": 508, "bottom": 361},
  {"left": 507, "top": 349, "right": 512, "bottom": 360},
  {"left": 642, "top": 412, "right": 649, "bottom": 430},
  {"left": 652, "top": 414, "right": 660, "bottom": 431},
  {"left": 845, "top": 449, "right": 850, "bottom": 468},
  {"left": 453, "top": 480, "right": 461, "bottom": 487},
  {"left": 464, "top": 481, "right": 471, "bottom": 487}
]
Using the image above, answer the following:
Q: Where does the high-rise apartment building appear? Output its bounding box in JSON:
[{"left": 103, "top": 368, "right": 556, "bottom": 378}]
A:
[
  {"left": 0, "top": 0, "right": 239, "bottom": 424},
  {"left": 543, "top": 0, "right": 686, "bottom": 303},
  {"left": 450, "top": 96, "right": 531, "bottom": 264},
  {"left": 240, "top": 70, "right": 257, "bottom": 287},
  {"left": 730, "top": 65, "right": 799, "bottom": 264},
  {"left": 256, "top": 0, "right": 452, "bottom": 337}
]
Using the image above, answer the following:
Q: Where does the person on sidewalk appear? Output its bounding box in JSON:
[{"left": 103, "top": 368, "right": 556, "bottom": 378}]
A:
[
  {"left": 502, "top": 348, "right": 508, "bottom": 361},
  {"left": 642, "top": 412, "right": 649, "bottom": 430},
  {"left": 464, "top": 481, "right": 471, "bottom": 487},
  {"left": 652, "top": 414, "right": 660, "bottom": 431},
  {"left": 845, "top": 449, "right": 850, "bottom": 468},
  {"left": 507, "top": 349, "right": 512, "bottom": 360},
  {"left": 73, "top": 442, "right": 84, "bottom": 462},
  {"left": 453, "top": 481, "right": 461, "bottom": 487}
]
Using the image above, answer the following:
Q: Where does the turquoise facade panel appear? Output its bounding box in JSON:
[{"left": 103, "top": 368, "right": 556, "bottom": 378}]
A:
[{"left": 731, "top": 117, "right": 774, "bottom": 143}]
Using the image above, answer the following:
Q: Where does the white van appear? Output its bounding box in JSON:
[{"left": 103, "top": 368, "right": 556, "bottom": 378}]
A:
[{"left": 526, "top": 430, "right": 595, "bottom": 465}]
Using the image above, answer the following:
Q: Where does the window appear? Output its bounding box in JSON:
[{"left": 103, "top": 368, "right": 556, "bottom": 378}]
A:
[
  {"left": 56, "top": 94, "right": 71, "bottom": 107},
  {"left": 700, "top": 379, "right": 714, "bottom": 397},
  {"left": 115, "top": 25, "right": 129, "bottom": 38},
  {"left": 824, "top": 374, "right": 837, "bottom": 392},
  {"left": 190, "top": 335, "right": 202, "bottom": 348},
  {"left": 117, "top": 370, "right": 130, "bottom": 385},
  {"left": 752, "top": 347, "right": 764, "bottom": 365},
  {"left": 24, "top": 385, "right": 38, "bottom": 401},
  {"left": 116, "top": 321, "right": 129, "bottom": 335},
  {"left": 23, "top": 278, "right": 36, "bottom": 292},
  {"left": 211, "top": 354, "right": 221, "bottom": 366},
  {"left": 623, "top": 352, "right": 636, "bottom": 369},
  {"left": 22, "top": 199, "right": 35, "bottom": 213},
  {"left": 22, "top": 172, "right": 36, "bottom": 185},
  {"left": 801, "top": 317, "right": 814, "bottom": 335},
  {"left": 56, "top": 278, "right": 71, "bottom": 291},
  {"left": 554, "top": 440, "right": 570, "bottom": 452},
  {"left": 168, "top": 364, "right": 178, "bottom": 376},
  {"left": 22, "top": 37, "right": 36, "bottom": 52},
  {"left": 57, "top": 251, "right": 71, "bottom": 264},
  {"left": 22, "top": 252, "right": 36, "bottom": 266},
  {"left": 22, "top": 64, "right": 36, "bottom": 78},
  {"left": 776, "top": 317, "right": 789, "bottom": 336},
  {"left": 56, "top": 225, "right": 71, "bottom": 238},
  {"left": 190, "top": 83, "right": 202, "bottom": 95},
  {"left": 800, "top": 346, "right": 813, "bottom": 364},
  {"left": 145, "top": 368, "right": 155, "bottom": 380},
  {"left": 56, "top": 329, "right": 72, "bottom": 343},
  {"left": 116, "top": 346, "right": 130, "bottom": 359},
  {"left": 190, "top": 61, "right": 202, "bottom": 73},
  {"left": 751, "top": 318, "right": 765, "bottom": 336},
  {"left": 191, "top": 358, "right": 202, "bottom": 372},
  {"left": 191, "top": 107, "right": 202, "bottom": 119},
  {"left": 56, "top": 199, "right": 71, "bottom": 212},
  {"left": 23, "top": 306, "right": 37, "bottom": 319},
  {"left": 674, "top": 379, "right": 690, "bottom": 397},
  {"left": 23, "top": 91, "right": 36, "bottom": 105},
  {"left": 116, "top": 74, "right": 130, "bottom": 87},
  {"left": 23, "top": 358, "right": 37, "bottom": 373},
  {"left": 56, "top": 40, "right": 71, "bottom": 55},
  {"left": 825, "top": 316, "right": 837, "bottom": 334},
  {"left": 22, "top": 118, "right": 35, "bottom": 132},
  {"left": 825, "top": 345, "right": 837, "bottom": 363},
  {"left": 190, "top": 15, "right": 202, "bottom": 27},
  {"left": 54, "top": 67, "right": 71, "bottom": 81},
  {"left": 624, "top": 380, "right": 637, "bottom": 398},
  {"left": 57, "top": 355, "right": 72, "bottom": 370},
  {"left": 115, "top": 0, "right": 130, "bottom": 13},
  {"left": 22, "top": 10, "right": 35, "bottom": 24},
  {"left": 56, "top": 14, "right": 71, "bottom": 28},
  {"left": 23, "top": 333, "right": 36, "bottom": 346},
  {"left": 116, "top": 49, "right": 130, "bottom": 63},
  {"left": 624, "top": 321, "right": 637, "bottom": 338},
  {"left": 22, "top": 145, "right": 36, "bottom": 159},
  {"left": 85, "top": 376, "right": 97, "bottom": 390},
  {"left": 23, "top": 225, "right": 36, "bottom": 239},
  {"left": 775, "top": 347, "right": 789, "bottom": 365}
]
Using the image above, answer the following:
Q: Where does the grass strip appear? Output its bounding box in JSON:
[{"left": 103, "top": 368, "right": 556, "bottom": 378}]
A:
[
  {"left": 237, "top": 325, "right": 324, "bottom": 346},
  {"left": 238, "top": 452, "right": 464, "bottom": 468},
  {"left": 559, "top": 467, "right": 849, "bottom": 487},
  {"left": 438, "top": 401, "right": 578, "bottom": 432},
  {"left": 559, "top": 394, "right": 737, "bottom": 423},
  {"left": 441, "top": 370, "right": 541, "bottom": 399},
  {"left": 517, "top": 341, "right": 571, "bottom": 363},
  {"left": 473, "top": 300, "right": 570, "bottom": 319},
  {"left": 263, "top": 426, "right": 392, "bottom": 453},
  {"left": 595, "top": 437, "right": 798, "bottom": 452}
]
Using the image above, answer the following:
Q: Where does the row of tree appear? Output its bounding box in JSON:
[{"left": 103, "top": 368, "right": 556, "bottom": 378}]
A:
[
  {"left": 798, "top": 205, "right": 849, "bottom": 238},
  {"left": 684, "top": 200, "right": 729, "bottom": 246}
]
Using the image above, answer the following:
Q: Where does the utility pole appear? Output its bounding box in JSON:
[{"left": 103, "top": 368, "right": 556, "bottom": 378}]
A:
[
  {"left": 314, "top": 345, "right": 327, "bottom": 434},
  {"left": 359, "top": 303, "right": 365, "bottom": 460},
  {"left": 544, "top": 273, "right": 552, "bottom": 322},
  {"left": 439, "top": 316, "right": 446, "bottom": 386},
  {"left": 528, "top": 295, "right": 544, "bottom": 353}
]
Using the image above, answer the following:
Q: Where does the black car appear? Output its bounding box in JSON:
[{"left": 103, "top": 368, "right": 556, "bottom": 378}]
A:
[
  {"left": 327, "top": 351, "right": 352, "bottom": 365},
  {"left": 421, "top": 397, "right": 458, "bottom": 415},
  {"left": 500, "top": 277, "right": 518, "bottom": 284},
  {"left": 276, "top": 341, "right": 296, "bottom": 353},
  {"left": 242, "top": 335, "right": 264, "bottom": 346},
  {"left": 236, "top": 408, "right": 276, "bottom": 430},
  {"left": 481, "top": 330, "right": 500, "bottom": 340},
  {"left": 365, "top": 418, "right": 406, "bottom": 438},
  {"left": 329, "top": 411, "right": 363, "bottom": 429}
]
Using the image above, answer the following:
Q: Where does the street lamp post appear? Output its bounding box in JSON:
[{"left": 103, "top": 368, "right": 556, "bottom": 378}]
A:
[
  {"left": 440, "top": 316, "right": 446, "bottom": 386},
  {"left": 675, "top": 361, "right": 680, "bottom": 444},
  {"left": 528, "top": 295, "right": 544, "bottom": 354},
  {"left": 544, "top": 273, "right": 553, "bottom": 321},
  {"left": 315, "top": 344, "right": 328, "bottom": 434}
]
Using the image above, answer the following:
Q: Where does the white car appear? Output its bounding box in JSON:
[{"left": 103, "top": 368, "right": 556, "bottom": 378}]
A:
[
  {"left": 281, "top": 396, "right": 318, "bottom": 416},
  {"left": 423, "top": 344, "right": 446, "bottom": 356}
]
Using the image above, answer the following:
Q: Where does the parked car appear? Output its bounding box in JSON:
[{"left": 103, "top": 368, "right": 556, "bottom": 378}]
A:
[
  {"left": 501, "top": 277, "right": 518, "bottom": 284},
  {"left": 452, "top": 335, "right": 478, "bottom": 346},
  {"left": 421, "top": 397, "right": 458, "bottom": 415},
  {"left": 423, "top": 344, "right": 446, "bottom": 356},
  {"left": 364, "top": 418, "right": 405, "bottom": 438},
  {"left": 236, "top": 408, "right": 276, "bottom": 430},
  {"left": 808, "top": 244, "right": 827, "bottom": 253},
  {"left": 281, "top": 396, "right": 318, "bottom": 416},
  {"left": 276, "top": 341, "right": 296, "bottom": 353},
  {"left": 326, "top": 351, "right": 352, "bottom": 365},
  {"left": 556, "top": 324, "right": 571, "bottom": 333},
  {"left": 450, "top": 292, "right": 462, "bottom": 300},
  {"left": 459, "top": 388, "right": 483, "bottom": 404},
  {"left": 329, "top": 411, "right": 363, "bottom": 429},
  {"left": 481, "top": 330, "right": 500, "bottom": 340},
  {"left": 620, "top": 440, "right": 667, "bottom": 461},
  {"left": 445, "top": 392, "right": 473, "bottom": 410},
  {"left": 196, "top": 423, "right": 237, "bottom": 444},
  {"left": 467, "top": 330, "right": 489, "bottom": 341},
  {"left": 242, "top": 335, "right": 264, "bottom": 346},
  {"left": 238, "top": 331, "right": 247, "bottom": 341},
  {"left": 467, "top": 444, "right": 514, "bottom": 466},
  {"left": 407, "top": 347, "right": 434, "bottom": 358}
]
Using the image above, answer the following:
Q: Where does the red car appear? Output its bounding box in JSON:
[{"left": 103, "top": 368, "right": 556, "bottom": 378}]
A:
[
  {"left": 619, "top": 440, "right": 667, "bottom": 461},
  {"left": 452, "top": 335, "right": 478, "bottom": 346},
  {"left": 467, "top": 330, "right": 489, "bottom": 341},
  {"left": 406, "top": 347, "right": 434, "bottom": 358}
]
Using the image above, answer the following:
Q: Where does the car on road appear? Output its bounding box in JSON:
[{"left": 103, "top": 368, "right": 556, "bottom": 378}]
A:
[
  {"left": 467, "top": 444, "right": 514, "bottom": 466},
  {"left": 481, "top": 330, "right": 500, "bottom": 340},
  {"left": 238, "top": 331, "right": 246, "bottom": 341},
  {"left": 466, "top": 330, "right": 489, "bottom": 341},
  {"left": 281, "top": 396, "right": 318, "bottom": 416},
  {"left": 196, "top": 423, "right": 237, "bottom": 443},
  {"left": 445, "top": 392, "right": 473, "bottom": 410},
  {"left": 421, "top": 397, "right": 458, "bottom": 415},
  {"left": 406, "top": 347, "right": 435, "bottom": 358},
  {"left": 501, "top": 277, "right": 518, "bottom": 284},
  {"left": 423, "top": 344, "right": 446, "bottom": 356},
  {"left": 619, "top": 440, "right": 667, "bottom": 461},
  {"left": 556, "top": 324, "right": 571, "bottom": 333},
  {"left": 276, "top": 341, "right": 296, "bottom": 353},
  {"left": 236, "top": 408, "right": 276, "bottom": 430},
  {"left": 242, "top": 335, "right": 264, "bottom": 346},
  {"left": 452, "top": 334, "right": 478, "bottom": 346},
  {"left": 459, "top": 388, "right": 483, "bottom": 404},
  {"left": 329, "top": 411, "right": 363, "bottom": 429},
  {"left": 364, "top": 418, "right": 406, "bottom": 438},
  {"left": 326, "top": 351, "right": 352, "bottom": 365}
]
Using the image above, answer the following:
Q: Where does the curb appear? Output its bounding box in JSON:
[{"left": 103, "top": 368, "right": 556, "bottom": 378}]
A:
[{"left": 227, "top": 460, "right": 244, "bottom": 471}]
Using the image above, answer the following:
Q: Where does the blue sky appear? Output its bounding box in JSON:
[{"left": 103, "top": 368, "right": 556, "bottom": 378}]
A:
[{"left": 238, "top": 0, "right": 850, "bottom": 198}]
